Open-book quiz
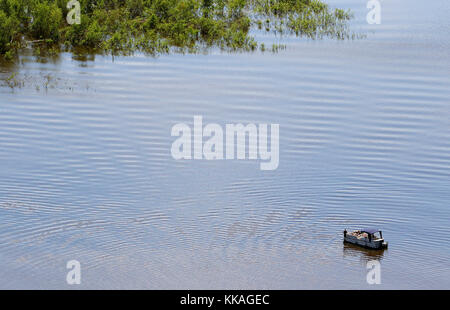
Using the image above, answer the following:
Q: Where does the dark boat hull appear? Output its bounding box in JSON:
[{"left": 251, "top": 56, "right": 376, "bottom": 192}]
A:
[{"left": 344, "top": 235, "right": 388, "bottom": 249}]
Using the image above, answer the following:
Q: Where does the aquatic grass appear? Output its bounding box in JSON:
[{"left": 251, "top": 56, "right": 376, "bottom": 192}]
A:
[
  {"left": 0, "top": 0, "right": 357, "bottom": 58},
  {"left": 0, "top": 71, "right": 77, "bottom": 91}
]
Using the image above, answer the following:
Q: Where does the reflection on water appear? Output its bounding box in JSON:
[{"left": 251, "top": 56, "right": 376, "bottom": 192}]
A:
[
  {"left": 343, "top": 243, "right": 386, "bottom": 263},
  {"left": 0, "top": 0, "right": 450, "bottom": 289}
]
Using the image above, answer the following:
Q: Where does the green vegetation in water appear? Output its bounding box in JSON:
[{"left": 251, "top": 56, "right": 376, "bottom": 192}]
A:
[
  {"left": 0, "top": 0, "right": 356, "bottom": 58},
  {"left": 0, "top": 70, "right": 92, "bottom": 91}
]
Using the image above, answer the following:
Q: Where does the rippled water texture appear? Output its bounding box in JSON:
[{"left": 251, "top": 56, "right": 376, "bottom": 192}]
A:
[{"left": 0, "top": 0, "right": 449, "bottom": 289}]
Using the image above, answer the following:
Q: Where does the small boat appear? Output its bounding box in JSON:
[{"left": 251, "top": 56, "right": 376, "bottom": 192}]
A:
[{"left": 343, "top": 228, "right": 388, "bottom": 249}]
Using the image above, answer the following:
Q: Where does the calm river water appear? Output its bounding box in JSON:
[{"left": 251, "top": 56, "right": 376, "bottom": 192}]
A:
[{"left": 0, "top": 0, "right": 449, "bottom": 289}]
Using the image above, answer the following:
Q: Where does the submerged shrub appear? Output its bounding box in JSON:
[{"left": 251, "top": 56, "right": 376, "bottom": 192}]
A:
[
  {"left": 0, "top": 9, "right": 19, "bottom": 54},
  {"left": 63, "top": 14, "right": 105, "bottom": 47},
  {"left": 0, "top": 0, "right": 357, "bottom": 58},
  {"left": 126, "top": 0, "right": 144, "bottom": 18},
  {"left": 31, "top": 1, "right": 62, "bottom": 41},
  {"left": 0, "top": 0, "right": 30, "bottom": 27}
]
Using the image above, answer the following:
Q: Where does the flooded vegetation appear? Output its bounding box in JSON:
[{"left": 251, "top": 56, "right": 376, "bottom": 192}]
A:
[
  {"left": 0, "top": 0, "right": 354, "bottom": 59},
  {"left": 0, "top": 71, "right": 80, "bottom": 91}
]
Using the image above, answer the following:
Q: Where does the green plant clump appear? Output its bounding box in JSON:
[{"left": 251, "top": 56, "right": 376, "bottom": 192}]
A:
[{"left": 0, "top": 0, "right": 354, "bottom": 57}]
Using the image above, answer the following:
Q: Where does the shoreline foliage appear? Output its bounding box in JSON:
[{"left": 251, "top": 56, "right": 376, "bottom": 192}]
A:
[{"left": 0, "top": 0, "right": 355, "bottom": 59}]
